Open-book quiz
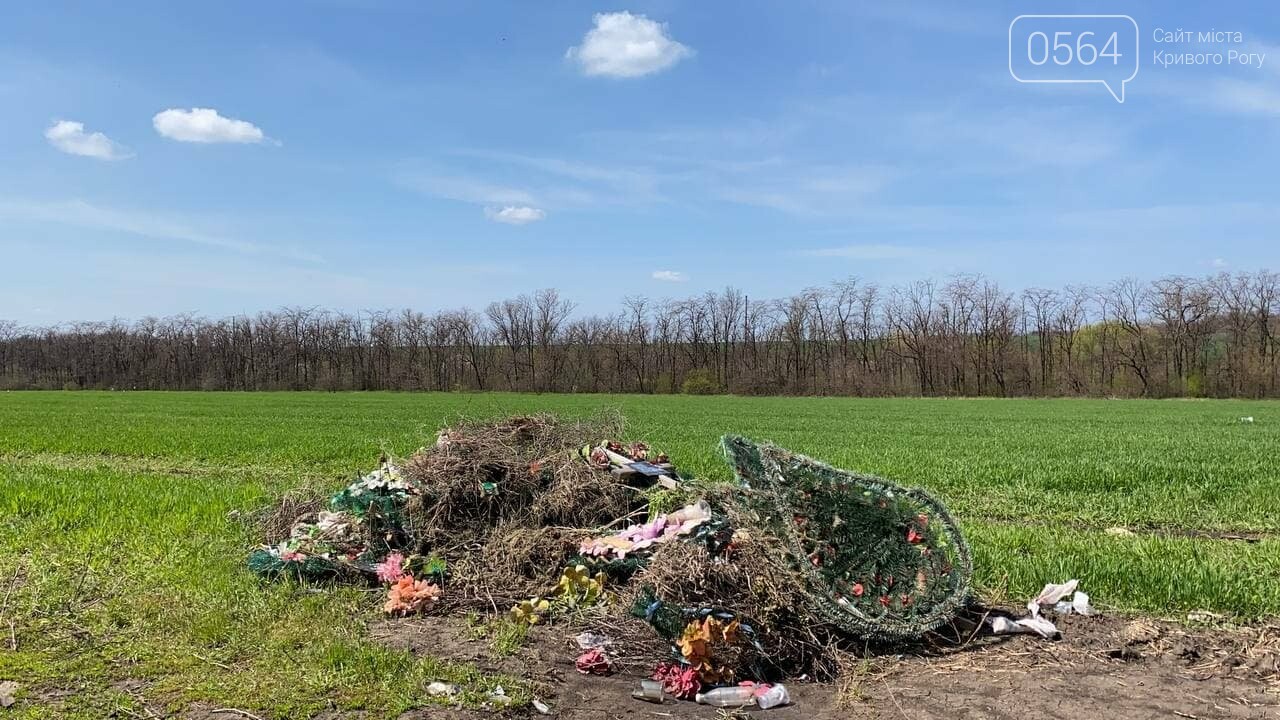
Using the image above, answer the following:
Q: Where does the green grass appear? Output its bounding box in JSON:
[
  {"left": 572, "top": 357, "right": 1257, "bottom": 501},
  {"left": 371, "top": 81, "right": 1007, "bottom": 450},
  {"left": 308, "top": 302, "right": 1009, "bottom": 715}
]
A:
[{"left": 1, "top": 391, "right": 1278, "bottom": 717}]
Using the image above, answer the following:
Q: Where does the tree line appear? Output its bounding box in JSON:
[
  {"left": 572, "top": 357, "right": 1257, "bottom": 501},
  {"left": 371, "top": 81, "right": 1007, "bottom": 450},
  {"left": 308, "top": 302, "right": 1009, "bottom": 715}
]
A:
[{"left": 2, "top": 271, "right": 1277, "bottom": 397}]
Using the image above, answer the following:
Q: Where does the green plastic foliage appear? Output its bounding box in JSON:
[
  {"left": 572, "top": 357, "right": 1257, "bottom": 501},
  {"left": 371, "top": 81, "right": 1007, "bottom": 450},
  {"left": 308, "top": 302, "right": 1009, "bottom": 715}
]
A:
[{"left": 721, "top": 436, "right": 972, "bottom": 641}]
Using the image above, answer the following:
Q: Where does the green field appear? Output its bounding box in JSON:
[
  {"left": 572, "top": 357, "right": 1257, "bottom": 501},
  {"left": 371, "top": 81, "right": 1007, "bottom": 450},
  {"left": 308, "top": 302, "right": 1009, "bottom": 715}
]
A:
[{"left": 1, "top": 391, "right": 1278, "bottom": 718}]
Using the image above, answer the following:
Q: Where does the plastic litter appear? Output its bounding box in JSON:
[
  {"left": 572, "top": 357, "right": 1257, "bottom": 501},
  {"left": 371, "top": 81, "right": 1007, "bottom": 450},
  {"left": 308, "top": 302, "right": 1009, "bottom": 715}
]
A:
[
  {"left": 532, "top": 698, "right": 552, "bottom": 715},
  {"left": 988, "top": 615, "right": 1059, "bottom": 638},
  {"left": 574, "top": 631, "right": 610, "bottom": 650},
  {"left": 488, "top": 685, "right": 511, "bottom": 706},
  {"left": 756, "top": 683, "right": 791, "bottom": 709},
  {"left": 631, "top": 679, "right": 671, "bottom": 704},
  {"left": 1054, "top": 591, "right": 1092, "bottom": 616},
  {"left": 988, "top": 578, "right": 1091, "bottom": 639},
  {"left": 426, "top": 681, "right": 458, "bottom": 696},
  {"left": 1030, "top": 579, "right": 1079, "bottom": 610},
  {"left": 695, "top": 685, "right": 756, "bottom": 707}
]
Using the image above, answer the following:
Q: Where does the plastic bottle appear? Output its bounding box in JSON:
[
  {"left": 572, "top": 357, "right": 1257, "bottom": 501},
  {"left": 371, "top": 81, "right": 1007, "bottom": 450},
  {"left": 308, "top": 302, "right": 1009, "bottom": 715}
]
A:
[
  {"left": 756, "top": 684, "right": 791, "bottom": 709},
  {"left": 694, "top": 686, "right": 756, "bottom": 707},
  {"left": 631, "top": 680, "right": 671, "bottom": 704}
]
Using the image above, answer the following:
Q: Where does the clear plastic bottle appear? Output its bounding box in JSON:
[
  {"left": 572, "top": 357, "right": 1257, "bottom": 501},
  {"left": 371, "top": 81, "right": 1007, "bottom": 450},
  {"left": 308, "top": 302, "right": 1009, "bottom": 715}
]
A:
[
  {"left": 694, "top": 686, "right": 756, "bottom": 707},
  {"left": 631, "top": 680, "right": 671, "bottom": 704}
]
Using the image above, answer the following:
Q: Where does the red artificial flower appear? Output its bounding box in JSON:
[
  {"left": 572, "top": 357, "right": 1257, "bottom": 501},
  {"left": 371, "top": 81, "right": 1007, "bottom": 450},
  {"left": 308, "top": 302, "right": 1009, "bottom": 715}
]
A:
[
  {"left": 906, "top": 527, "right": 923, "bottom": 544},
  {"left": 879, "top": 595, "right": 890, "bottom": 608},
  {"left": 651, "top": 662, "right": 701, "bottom": 699},
  {"left": 576, "top": 649, "right": 612, "bottom": 676},
  {"left": 851, "top": 582, "right": 865, "bottom": 597},
  {"left": 808, "top": 552, "right": 822, "bottom": 567}
]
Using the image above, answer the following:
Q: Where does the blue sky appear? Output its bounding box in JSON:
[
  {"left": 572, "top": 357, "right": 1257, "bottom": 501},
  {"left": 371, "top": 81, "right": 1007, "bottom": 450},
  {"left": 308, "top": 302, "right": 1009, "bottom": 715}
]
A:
[{"left": 2, "top": 1, "right": 1279, "bottom": 323}]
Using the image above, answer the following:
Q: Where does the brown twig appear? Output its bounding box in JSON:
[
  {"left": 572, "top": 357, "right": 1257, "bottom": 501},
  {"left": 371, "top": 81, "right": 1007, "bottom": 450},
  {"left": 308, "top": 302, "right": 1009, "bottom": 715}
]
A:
[{"left": 212, "top": 709, "right": 265, "bottom": 720}]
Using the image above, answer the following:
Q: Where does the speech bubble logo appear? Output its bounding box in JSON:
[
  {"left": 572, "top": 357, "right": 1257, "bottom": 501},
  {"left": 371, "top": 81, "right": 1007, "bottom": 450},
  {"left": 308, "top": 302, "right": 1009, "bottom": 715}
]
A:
[{"left": 1009, "top": 15, "right": 1139, "bottom": 103}]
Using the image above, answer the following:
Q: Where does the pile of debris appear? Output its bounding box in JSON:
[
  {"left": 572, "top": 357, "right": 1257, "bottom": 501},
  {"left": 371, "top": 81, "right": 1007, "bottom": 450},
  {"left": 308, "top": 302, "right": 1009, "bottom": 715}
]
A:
[{"left": 249, "top": 413, "right": 978, "bottom": 709}]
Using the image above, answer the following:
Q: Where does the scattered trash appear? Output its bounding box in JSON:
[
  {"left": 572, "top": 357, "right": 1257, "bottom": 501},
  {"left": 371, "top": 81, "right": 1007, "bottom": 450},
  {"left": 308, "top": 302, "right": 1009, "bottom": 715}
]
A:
[
  {"left": 1239, "top": 416, "right": 1255, "bottom": 423},
  {"left": 583, "top": 441, "right": 681, "bottom": 490},
  {"left": 756, "top": 683, "right": 792, "bottom": 710},
  {"left": 531, "top": 698, "right": 552, "bottom": 715},
  {"left": 0, "top": 680, "right": 16, "bottom": 708},
  {"left": 575, "top": 648, "right": 612, "bottom": 675},
  {"left": 988, "top": 615, "right": 1059, "bottom": 638},
  {"left": 487, "top": 685, "right": 511, "bottom": 706},
  {"left": 1187, "top": 610, "right": 1225, "bottom": 624},
  {"left": 632, "top": 679, "right": 671, "bottom": 704},
  {"left": 1105, "top": 526, "right": 1136, "bottom": 537},
  {"left": 574, "top": 631, "right": 610, "bottom": 650},
  {"left": 1054, "top": 591, "right": 1092, "bottom": 616},
  {"left": 579, "top": 502, "right": 712, "bottom": 559},
  {"left": 988, "top": 579, "right": 1091, "bottom": 639},
  {"left": 695, "top": 685, "right": 756, "bottom": 707},
  {"left": 425, "top": 681, "right": 458, "bottom": 697},
  {"left": 250, "top": 416, "right": 978, "bottom": 701}
]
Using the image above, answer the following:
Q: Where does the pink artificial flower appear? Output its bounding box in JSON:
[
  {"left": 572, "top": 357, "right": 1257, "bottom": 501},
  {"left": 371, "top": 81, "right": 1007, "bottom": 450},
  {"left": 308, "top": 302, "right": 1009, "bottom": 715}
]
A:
[
  {"left": 375, "top": 551, "right": 406, "bottom": 583},
  {"left": 575, "top": 648, "right": 612, "bottom": 676},
  {"left": 652, "top": 662, "right": 701, "bottom": 699}
]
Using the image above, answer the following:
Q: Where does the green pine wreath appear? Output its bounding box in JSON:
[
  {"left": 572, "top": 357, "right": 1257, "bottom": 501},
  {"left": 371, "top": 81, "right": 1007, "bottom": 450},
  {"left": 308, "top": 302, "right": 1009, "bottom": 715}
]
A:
[{"left": 721, "top": 436, "right": 972, "bottom": 641}]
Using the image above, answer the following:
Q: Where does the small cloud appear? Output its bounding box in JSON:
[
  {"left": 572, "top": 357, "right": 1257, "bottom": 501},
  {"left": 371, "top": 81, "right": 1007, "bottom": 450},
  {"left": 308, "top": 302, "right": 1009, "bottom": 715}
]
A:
[
  {"left": 152, "top": 108, "right": 269, "bottom": 144},
  {"left": 44, "top": 120, "right": 131, "bottom": 160},
  {"left": 1211, "top": 257, "right": 1229, "bottom": 268},
  {"left": 485, "top": 206, "right": 546, "bottom": 225},
  {"left": 567, "top": 11, "right": 693, "bottom": 78},
  {"left": 801, "top": 243, "right": 922, "bottom": 260},
  {"left": 652, "top": 270, "right": 688, "bottom": 282}
]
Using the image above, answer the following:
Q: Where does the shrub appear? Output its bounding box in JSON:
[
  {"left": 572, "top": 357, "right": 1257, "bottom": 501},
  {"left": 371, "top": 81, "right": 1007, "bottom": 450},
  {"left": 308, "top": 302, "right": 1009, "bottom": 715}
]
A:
[{"left": 680, "top": 368, "right": 721, "bottom": 395}]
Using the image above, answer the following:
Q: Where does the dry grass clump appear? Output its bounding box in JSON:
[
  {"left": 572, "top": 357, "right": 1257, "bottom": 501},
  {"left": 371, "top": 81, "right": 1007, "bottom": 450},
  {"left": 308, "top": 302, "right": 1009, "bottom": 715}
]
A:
[
  {"left": 611, "top": 530, "right": 845, "bottom": 681},
  {"left": 254, "top": 486, "right": 327, "bottom": 544},
  {"left": 399, "top": 412, "right": 642, "bottom": 609},
  {"left": 402, "top": 413, "right": 633, "bottom": 539}
]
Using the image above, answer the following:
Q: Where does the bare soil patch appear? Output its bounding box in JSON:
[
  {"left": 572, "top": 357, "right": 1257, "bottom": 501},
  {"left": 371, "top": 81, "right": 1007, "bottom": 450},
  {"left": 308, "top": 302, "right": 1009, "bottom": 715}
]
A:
[{"left": 370, "top": 612, "right": 1279, "bottom": 720}]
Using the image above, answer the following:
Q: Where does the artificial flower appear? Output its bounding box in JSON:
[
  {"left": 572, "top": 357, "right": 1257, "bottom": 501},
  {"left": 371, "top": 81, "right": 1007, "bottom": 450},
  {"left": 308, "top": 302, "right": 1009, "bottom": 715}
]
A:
[
  {"left": 384, "top": 574, "right": 441, "bottom": 616},
  {"left": 375, "top": 551, "right": 406, "bottom": 583},
  {"left": 575, "top": 648, "right": 612, "bottom": 675},
  {"left": 651, "top": 662, "right": 701, "bottom": 699},
  {"left": 508, "top": 597, "right": 551, "bottom": 625}
]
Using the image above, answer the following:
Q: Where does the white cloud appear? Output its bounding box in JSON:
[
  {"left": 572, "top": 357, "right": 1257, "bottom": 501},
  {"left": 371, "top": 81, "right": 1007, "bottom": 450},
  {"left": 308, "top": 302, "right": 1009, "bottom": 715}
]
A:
[
  {"left": 44, "top": 120, "right": 131, "bottom": 160},
  {"left": 801, "top": 243, "right": 923, "bottom": 260},
  {"left": 652, "top": 270, "right": 688, "bottom": 282},
  {"left": 1211, "top": 257, "right": 1229, "bottom": 268},
  {"left": 485, "top": 206, "right": 546, "bottom": 225},
  {"left": 152, "top": 107, "right": 268, "bottom": 144},
  {"left": 567, "top": 11, "right": 693, "bottom": 78}
]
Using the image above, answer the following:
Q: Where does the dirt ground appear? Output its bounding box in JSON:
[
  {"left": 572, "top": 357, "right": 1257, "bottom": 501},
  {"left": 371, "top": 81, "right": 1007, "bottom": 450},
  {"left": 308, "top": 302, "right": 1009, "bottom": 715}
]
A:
[{"left": 365, "top": 611, "right": 1279, "bottom": 720}]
